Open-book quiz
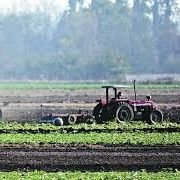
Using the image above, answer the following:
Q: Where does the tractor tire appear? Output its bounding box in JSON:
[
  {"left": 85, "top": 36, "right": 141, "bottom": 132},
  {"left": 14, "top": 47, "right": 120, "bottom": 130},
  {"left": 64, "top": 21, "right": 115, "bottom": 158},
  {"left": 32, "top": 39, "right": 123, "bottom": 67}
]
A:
[
  {"left": 116, "top": 103, "right": 134, "bottom": 123},
  {"left": 148, "top": 109, "right": 163, "bottom": 124},
  {"left": 54, "top": 117, "right": 63, "bottom": 126},
  {"left": 68, "top": 115, "right": 77, "bottom": 125},
  {"left": 0, "top": 109, "right": 2, "bottom": 119},
  {"left": 93, "top": 104, "right": 103, "bottom": 124}
]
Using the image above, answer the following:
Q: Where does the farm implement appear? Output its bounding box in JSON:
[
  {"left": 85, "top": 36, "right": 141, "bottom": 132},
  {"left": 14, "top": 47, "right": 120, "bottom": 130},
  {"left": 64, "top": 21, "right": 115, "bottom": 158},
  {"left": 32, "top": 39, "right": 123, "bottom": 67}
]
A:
[
  {"left": 40, "top": 110, "right": 93, "bottom": 126},
  {"left": 40, "top": 80, "right": 163, "bottom": 126}
]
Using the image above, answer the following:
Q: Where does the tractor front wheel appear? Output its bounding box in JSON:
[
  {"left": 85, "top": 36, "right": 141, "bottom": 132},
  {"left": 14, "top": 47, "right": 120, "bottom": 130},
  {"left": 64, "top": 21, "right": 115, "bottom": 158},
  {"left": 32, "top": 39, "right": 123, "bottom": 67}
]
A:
[
  {"left": 148, "top": 109, "right": 163, "bottom": 124},
  {"left": 116, "top": 104, "right": 134, "bottom": 123}
]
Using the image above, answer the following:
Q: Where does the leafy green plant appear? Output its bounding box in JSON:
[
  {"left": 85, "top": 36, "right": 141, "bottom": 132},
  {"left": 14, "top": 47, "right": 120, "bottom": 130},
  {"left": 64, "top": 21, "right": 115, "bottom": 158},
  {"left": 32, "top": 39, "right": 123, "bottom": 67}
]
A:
[
  {"left": 0, "top": 170, "right": 180, "bottom": 180},
  {"left": 0, "top": 131, "right": 179, "bottom": 145},
  {"left": 0, "top": 121, "right": 179, "bottom": 134}
]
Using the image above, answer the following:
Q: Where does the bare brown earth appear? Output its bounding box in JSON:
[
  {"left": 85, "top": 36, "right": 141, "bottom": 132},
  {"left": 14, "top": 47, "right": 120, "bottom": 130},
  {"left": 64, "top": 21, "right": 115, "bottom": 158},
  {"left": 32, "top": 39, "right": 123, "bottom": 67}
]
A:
[
  {"left": 0, "top": 144, "right": 180, "bottom": 171},
  {"left": 0, "top": 89, "right": 179, "bottom": 122}
]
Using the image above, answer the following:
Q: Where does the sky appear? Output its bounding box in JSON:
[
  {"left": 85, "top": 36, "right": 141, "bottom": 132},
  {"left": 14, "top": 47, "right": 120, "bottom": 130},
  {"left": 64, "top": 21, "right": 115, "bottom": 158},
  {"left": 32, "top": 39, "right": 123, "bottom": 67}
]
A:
[
  {"left": 0, "top": 0, "right": 68, "bottom": 14},
  {"left": 0, "top": 0, "right": 130, "bottom": 14},
  {"left": 0, "top": 0, "right": 179, "bottom": 17}
]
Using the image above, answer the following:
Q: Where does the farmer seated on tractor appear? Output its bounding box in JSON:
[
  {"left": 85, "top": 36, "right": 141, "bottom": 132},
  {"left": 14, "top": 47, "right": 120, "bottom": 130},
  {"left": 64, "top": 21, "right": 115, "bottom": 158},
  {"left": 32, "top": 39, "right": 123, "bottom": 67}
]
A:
[
  {"left": 146, "top": 95, "right": 151, "bottom": 101},
  {"left": 117, "top": 91, "right": 122, "bottom": 99}
]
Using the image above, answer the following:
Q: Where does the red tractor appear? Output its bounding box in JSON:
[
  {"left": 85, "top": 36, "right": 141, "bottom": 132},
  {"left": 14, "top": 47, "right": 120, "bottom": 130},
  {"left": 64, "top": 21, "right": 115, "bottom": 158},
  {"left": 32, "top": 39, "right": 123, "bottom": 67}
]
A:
[{"left": 93, "top": 81, "right": 163, "bottom": 124}]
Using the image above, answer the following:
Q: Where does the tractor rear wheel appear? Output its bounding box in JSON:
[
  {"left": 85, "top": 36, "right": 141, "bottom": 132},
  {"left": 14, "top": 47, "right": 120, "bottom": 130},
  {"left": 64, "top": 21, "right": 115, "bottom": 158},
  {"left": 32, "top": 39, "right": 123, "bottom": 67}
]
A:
[
  {"left": 148, "top": 109, "right": 163, "bottom": 124},
  {"left": 0, "top": 109, "right": 2, "bottom": 119},
  {"left": 116, "top": 103, "right": 134, "bottom": 123},
  {"left": 93, "top": 104, "right": 103, "bottom": 124}
]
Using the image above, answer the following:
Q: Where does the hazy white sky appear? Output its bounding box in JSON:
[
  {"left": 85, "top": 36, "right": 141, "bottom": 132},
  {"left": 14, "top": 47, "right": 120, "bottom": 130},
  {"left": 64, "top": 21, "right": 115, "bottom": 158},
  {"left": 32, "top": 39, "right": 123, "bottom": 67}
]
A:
[
  {"left": 0, "top": 0, "right": 126, "bottom": 14},
  {"left": 0, "top": 0, "right": 68, "bottom": 14},
  {"left": 0, "top": 0, "right": 178, "bottom": 15}
]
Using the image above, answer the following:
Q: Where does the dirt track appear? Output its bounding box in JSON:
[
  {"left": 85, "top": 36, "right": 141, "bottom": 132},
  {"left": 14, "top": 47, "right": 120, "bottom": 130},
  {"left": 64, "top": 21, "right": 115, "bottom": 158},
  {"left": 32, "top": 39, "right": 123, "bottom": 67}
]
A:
[{"left": 0, "top": 144, "right": 180, "bottom": 171}]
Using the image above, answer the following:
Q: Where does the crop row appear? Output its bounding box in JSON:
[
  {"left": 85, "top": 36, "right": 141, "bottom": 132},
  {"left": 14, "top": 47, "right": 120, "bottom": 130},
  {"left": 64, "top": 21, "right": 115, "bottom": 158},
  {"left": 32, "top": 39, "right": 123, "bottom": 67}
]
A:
[
  {"left": 0, "top": 132, "right": 179, "bottom": 145},
  {"left": 0, "top": 121, "right": 179, "bottom": 132},
  {"left": 0, "top": 82, "right": 179, "bottom": 90},
  {"left": 0, "top": 170, "right": 180, "bottom": 180},
  {"left": 0, "top": 126, "right": 179, "bottom": 134}
]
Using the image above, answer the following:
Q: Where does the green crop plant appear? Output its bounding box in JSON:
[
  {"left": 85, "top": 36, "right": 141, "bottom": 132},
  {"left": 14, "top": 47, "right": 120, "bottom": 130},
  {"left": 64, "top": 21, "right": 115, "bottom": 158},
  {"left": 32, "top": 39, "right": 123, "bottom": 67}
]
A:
[
  {"left": 0, "top": 132, "right": 179, "bottom": 145},
  {"left": 0, "top": 121, "right": 179, "bottom": 132},
  {"left": 0, "top": 170, "right": 180, "bottom": 180}
]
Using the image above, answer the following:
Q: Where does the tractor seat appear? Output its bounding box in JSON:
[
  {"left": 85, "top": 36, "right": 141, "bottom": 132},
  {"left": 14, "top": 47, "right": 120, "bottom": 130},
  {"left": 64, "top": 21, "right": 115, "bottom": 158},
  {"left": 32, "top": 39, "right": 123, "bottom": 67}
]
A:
[
  {"left": 96, "top": 98, "right": 107, "bottom": 105},
  {"left": 101, "top": 98, "right": 107, "bottom": 105}
]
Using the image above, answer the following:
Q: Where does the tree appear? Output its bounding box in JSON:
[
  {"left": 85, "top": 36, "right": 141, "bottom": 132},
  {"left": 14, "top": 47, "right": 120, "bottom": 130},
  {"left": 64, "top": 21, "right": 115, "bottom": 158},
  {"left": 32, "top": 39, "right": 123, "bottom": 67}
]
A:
[{"left": 152, "top": 0, "right": 180, "bottom": 73}]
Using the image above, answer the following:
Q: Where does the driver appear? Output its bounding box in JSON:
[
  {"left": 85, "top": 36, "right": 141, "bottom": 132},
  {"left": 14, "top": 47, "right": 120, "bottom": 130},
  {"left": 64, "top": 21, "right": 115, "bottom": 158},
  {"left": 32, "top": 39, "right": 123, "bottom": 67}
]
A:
[{"left": 117, "top": 91, "right": 122, "bottom": 99}]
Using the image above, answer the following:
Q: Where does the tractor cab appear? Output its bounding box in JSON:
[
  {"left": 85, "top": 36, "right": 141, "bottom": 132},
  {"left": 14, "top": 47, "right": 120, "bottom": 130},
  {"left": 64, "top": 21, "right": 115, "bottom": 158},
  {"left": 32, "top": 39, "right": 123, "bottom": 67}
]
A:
[{"left": 98, "top": 85, "right": 130, "bottom": 105}]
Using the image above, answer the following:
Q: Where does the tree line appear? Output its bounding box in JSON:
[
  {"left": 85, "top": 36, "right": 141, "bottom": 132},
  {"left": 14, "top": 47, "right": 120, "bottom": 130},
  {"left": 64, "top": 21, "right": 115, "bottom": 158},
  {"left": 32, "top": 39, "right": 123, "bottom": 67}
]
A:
[{"left": 0, "top": 0, "right": 179, "bottom": 80}]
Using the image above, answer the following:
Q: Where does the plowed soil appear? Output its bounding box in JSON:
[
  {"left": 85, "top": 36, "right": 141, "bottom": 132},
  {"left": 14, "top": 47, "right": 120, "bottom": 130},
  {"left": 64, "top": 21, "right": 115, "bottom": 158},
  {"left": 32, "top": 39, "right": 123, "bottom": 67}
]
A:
[
  {"left": 0, "top": 88, "right": 179, "bottom": 122},
  {"left": 0, "top": 144, "right": 180, "bottom": 171}
]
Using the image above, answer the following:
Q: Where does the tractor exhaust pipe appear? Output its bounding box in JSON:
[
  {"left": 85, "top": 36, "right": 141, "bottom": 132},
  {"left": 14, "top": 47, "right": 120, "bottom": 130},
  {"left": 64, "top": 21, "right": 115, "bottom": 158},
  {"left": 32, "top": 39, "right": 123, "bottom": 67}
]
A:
[{"left": 133, "top": 80, "right": 137, "bottom": 101}]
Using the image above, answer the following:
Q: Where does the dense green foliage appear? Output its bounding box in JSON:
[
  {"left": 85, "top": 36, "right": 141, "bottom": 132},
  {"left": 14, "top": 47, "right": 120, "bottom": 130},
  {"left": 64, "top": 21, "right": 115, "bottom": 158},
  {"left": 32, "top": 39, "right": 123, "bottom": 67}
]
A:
[
  {"left": 0, "top": 131, "right": 179, "bottom": 145},
  {"left": 0, "top": 121, "right": 180, "bottom": 132},
  {"left": 0, "top": 170, "right": 180, "bottom": 180},
  {"left": 0, "top": 0, "right": 179, "bottom": 80}
]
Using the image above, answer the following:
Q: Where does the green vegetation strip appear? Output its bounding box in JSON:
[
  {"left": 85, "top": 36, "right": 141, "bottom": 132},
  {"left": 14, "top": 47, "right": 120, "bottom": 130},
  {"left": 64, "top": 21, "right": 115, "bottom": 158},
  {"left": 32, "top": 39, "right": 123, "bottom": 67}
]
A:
[
  {"left": 0, "top": 170, "right": 180, "bottom": 180},
  {"left": 0, "top": 122, "right": 180, "bottom": 132},
  {"left": 0, "top": 122, "right": 179, "bottom": 144},
  {"left": 0, "top": 132, "right": 179, "bottom": 145},
  {"left": 136, "top": 83, "right": 180, "bottom": 90},
  {"left": 0, "top": 82, "right": 100, "bottom": 90},
  {"left": 0, "top": 82, "right": 179, "bottom": 90}
]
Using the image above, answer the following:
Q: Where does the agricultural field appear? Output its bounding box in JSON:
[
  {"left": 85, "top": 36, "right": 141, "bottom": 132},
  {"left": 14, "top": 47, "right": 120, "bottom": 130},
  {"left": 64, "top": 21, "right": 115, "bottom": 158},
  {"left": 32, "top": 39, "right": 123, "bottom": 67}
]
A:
[
  {"left": 0, "top": 82, "right": 179, "bottom": 178},
  {"left": 0, "top": 122, "right": 180, "bottom": 172},
  {"left": 0, "top": 82, "right": 179, "bottom": 122}
]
